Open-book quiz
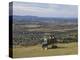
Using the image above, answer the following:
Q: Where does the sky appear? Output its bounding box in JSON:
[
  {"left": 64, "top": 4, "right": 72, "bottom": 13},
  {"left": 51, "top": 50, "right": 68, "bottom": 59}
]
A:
[{"left": 10, "top": 1, "right": 78, "bottom": 18}]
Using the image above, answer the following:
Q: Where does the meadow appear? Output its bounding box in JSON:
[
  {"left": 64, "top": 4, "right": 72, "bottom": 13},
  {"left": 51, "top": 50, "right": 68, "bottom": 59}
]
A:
[{"left": 13, "top": 42, "right": 78, "bottom": 58}]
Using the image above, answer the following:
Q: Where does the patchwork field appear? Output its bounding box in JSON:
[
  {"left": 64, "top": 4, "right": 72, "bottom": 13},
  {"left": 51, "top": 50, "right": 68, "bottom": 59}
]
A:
[{"left": 13, "top": 42, "right": 78, "bottom": 58}]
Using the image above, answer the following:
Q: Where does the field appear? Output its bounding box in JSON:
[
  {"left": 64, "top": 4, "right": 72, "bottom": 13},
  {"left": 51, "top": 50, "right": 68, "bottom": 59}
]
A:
[{"left": 13, "top": 42, "right": 78, "bottom": 58}]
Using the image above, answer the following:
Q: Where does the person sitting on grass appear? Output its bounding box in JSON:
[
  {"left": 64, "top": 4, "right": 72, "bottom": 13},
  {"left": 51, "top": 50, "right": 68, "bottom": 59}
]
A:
[{"left": 42, "top": 36, "right": 48, "bottom": 50}]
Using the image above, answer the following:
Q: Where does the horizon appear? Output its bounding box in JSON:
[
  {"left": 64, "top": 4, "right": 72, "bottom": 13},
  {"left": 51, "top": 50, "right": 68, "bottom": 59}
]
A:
[{"left": 11, "top": 15, "right": 78, "bottom": 19}]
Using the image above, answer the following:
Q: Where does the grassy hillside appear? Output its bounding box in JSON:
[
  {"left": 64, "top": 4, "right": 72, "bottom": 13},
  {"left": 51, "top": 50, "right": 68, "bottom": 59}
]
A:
[{"left": 13, "top": 42, "right": 78, "bottom": 58}]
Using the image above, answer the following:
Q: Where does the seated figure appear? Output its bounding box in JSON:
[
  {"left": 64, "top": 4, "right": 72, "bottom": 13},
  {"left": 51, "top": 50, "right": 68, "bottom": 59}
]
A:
[{"left": 42, "top": 37, "right": 48, "bottom": 50}]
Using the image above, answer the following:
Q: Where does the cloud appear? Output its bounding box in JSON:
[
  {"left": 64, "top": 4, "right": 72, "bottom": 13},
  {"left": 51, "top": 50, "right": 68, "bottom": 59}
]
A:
[{"left": 12, "top": 2, "right": 78, "bottom": 18}]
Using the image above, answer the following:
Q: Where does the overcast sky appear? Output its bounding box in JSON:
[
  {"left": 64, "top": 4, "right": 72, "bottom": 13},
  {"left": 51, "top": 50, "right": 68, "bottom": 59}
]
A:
[{"left": 11, "top": 2, "right": 78, "bottom": 18}]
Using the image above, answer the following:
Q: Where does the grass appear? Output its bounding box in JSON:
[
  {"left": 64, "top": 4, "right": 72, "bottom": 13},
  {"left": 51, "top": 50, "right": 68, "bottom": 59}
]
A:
[{"left": 12, "top": 42, "right": 78, "bottom": 58}]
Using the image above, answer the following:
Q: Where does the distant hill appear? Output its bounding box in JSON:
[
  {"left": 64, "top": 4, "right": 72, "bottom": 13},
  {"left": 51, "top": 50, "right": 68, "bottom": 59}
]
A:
[{"left": 9, "top": 15, "right": 78, "bottom": 25}]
